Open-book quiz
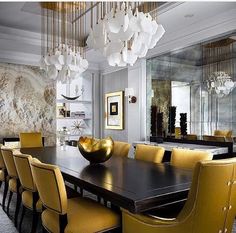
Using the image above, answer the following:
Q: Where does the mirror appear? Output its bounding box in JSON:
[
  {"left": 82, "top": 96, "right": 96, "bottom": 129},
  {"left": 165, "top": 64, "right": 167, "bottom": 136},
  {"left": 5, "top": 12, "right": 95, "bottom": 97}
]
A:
[{"left": 146, "top": 33, "right": 236, "bottom": 140}]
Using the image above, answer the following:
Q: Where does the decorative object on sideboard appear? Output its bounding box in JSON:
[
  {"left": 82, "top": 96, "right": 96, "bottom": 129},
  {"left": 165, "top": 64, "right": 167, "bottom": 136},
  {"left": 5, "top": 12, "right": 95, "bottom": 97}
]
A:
[
  {"left": 71, "top": 120, "right": 86, "bottom": 135},
  {"left": 157, "top": 112, "right": 164, "bottom": 137},
  {"left": 86, "top": 2, "right": 165, "bottom": 67},
  {"left": 78, "top": 136, "right": 114, "bottom": 164},
  {"left": 58, "top": 126, "right": 70, "bottom": 145},
  {"left": 168, "top": 106, "right": 176, "bottom": 135},
  {"left": 105, "top": 91, "right": 124, "bottom": 130},
  {"left": 151, "top": 106, "right": 157, "bottom": 136},
  {"left": 125, "top": 88, "right": 137, "bottom": 104},
  {"left": 39, "top": 2, "right": 88, "bottom": 83},
  {"left": 180, "top": 113, "right": 187, "bottom": 137}
]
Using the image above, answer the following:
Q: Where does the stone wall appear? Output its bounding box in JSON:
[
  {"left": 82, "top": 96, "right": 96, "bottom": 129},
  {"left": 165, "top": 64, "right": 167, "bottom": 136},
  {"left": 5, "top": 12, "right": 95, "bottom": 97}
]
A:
[{"left": 0, "top": 63, "right": 56, "bottom": 146}]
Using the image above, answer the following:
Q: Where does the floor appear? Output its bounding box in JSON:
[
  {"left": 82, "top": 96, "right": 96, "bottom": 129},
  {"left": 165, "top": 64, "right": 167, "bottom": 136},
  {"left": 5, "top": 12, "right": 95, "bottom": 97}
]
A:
[{"left": 1, "top": 186, "right": 236, "bottom": 233}]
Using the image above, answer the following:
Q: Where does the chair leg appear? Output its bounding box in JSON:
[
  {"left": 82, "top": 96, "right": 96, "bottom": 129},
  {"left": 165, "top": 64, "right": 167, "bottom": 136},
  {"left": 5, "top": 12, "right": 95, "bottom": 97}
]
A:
[
  {"left": 14, "top": 192, "right": 21, "bottom": 227},
  {"left": 7, "top": 191, "right": 13, "bottom": 215},
  {"left": 0, "top": 181, "right": 2, "bottom": 189},
  {"left": 19, "top": 205, "right": 26, "bottom": 233},
  {"left": 2, "top": 181, "right": 8, "bottom": 211},
  {"left": 31, "top": 210, "right": 39, "bottom": 233}
]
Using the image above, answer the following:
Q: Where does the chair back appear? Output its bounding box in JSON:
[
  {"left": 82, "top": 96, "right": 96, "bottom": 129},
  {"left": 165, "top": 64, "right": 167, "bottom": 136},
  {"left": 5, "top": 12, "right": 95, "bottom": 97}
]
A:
[
  {"left": 30, "top": 159, "right": 67, "bottom": 215},
  {"left": 185, "top": 134, "right": 197, "bottom": 140},
  {"left": 178, "top": 159, "right": 236, "bottom": 233},
  {"left": 0, "top": 144, "right": 6, "bottom": 169},
  {"left": 19, "top": 132, "right": 43, "bottom": 148},
  {"left": 203, "top": 135, "right": 225, "bottom": 142},
  {"left": 1, "top": 147, "right": 18, "bottom": 178},
  {"left": 135, "top": 145, "right": 165, "bottom": 163},
  {"left": 170, "top": 148, "right": 213, "bottom": 169},
  {"left": 214, "top": 130, "right": 232, "bottom": 137},
  {"left": 13, "top": 153, "right": 37, "bottom": 192},
  {"left": 113, "top": 141, "right": 131, "bottom": 157}
]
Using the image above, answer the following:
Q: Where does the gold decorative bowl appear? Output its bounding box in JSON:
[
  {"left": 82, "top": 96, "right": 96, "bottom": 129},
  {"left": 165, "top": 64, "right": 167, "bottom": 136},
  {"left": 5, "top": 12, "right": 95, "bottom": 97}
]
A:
[{"left": 78, "top": 136, "right": 114, "bottom": 164}]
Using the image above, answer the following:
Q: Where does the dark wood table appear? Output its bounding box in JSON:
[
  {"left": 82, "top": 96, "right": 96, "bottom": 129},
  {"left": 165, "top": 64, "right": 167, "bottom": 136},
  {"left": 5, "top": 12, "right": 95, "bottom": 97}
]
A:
[{"left": 21, "top": 146, "right": 192, "bottom": 213}]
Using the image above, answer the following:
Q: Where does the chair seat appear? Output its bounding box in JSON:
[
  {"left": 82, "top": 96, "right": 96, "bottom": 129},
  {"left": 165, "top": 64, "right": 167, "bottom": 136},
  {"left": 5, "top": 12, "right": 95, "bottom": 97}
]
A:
[
  {"left": 0, "top": 169, "right": 5, "bottom": 181},
  {"left": 9, "top": 178, "right": 17, "bottom": 192},
  {"left": 42, "top": 197, "right": 120, "bottom": 233},
  {"left": 22, "top": 190, "right": 42, "bottom": 212}
]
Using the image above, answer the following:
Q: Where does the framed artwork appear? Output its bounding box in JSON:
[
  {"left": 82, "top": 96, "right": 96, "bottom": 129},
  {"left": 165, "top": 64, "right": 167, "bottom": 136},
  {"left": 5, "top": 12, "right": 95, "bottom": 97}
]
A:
[
  {"left": 105, "top": 91, "right": 124, "bottom": 130},
  {"left": 57, "top": 105, "right": 66, "bottom": 118}
]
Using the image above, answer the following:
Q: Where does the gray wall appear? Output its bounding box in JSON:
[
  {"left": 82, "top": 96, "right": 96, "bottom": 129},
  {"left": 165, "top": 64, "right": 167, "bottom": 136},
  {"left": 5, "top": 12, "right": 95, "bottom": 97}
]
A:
[{"left": 101, "top": 68, "right": 128, "bottom": 141}]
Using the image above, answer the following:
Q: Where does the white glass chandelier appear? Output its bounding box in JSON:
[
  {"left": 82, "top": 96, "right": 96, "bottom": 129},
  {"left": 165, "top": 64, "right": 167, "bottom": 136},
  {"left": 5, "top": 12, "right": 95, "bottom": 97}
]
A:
[
  {"left": 87, "top": 2, "right": 165, "bottom": 67},
  {"left": 40, "top": 2, "right": 88, "bottom": 83},
  {"left": 206, "top": 71, "right": 235, "bottom": 98}
]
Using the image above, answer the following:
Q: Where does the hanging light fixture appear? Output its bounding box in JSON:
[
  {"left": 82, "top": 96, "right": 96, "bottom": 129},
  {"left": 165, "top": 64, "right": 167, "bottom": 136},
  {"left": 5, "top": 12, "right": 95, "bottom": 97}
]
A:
[
  {"left": 204, "top": 38, "right": 235, "bottom": 98},
  {"left": 86, "top": 2, "right": 165, "bottom": 67},
  {"left": 40, "top": 2, "right": 88, "bottom": 83}
]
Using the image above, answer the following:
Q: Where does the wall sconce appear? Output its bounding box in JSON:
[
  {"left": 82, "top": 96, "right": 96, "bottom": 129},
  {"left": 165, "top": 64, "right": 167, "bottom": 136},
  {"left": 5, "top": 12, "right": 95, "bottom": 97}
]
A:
[{"left": 125, "top": 88, "right": 137, "bottom": 103}]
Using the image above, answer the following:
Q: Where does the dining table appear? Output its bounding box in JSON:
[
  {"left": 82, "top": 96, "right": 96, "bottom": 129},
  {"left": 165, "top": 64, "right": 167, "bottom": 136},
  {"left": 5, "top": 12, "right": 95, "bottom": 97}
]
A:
[{"left": 20, "top": 145, "right": 193, "bottom": 214}]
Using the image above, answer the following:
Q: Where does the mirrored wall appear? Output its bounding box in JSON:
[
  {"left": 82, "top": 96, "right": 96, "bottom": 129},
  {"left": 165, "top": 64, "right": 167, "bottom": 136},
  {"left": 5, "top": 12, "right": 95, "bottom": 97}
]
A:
[{"left": 146, "top": 32, "right": 236, "bottom": 139}]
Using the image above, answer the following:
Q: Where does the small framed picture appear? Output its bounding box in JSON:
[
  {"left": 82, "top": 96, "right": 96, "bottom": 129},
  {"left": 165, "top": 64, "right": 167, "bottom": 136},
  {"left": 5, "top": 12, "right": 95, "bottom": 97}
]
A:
[
  {"left": 57, "top": 105, "right": 66, "bottom": 118},
  {"left": 105, "top": 91, "right": 124, "bottom": 130}
]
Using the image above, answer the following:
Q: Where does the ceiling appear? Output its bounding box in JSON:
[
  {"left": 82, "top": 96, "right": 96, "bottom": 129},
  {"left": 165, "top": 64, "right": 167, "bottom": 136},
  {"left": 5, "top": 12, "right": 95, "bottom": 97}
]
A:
[{"left": 0, "top": 2, "right": 235, "bottom": 68}]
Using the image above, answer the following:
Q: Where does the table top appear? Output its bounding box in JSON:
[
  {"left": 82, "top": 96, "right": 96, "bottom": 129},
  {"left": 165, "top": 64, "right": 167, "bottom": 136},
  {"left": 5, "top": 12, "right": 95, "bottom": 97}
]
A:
[
  {"left": 133, "top": 141, "right": 229, "bottom": 155},
  {"left": 21, "top": 146, "right": 192, "bottom": 213}
]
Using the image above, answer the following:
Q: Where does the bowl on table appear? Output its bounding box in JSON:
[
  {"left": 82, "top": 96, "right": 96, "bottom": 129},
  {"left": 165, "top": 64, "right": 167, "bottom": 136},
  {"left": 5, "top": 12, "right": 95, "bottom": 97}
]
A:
[{"left": 78, "top": 136, "right": 114, "bottom": 164}]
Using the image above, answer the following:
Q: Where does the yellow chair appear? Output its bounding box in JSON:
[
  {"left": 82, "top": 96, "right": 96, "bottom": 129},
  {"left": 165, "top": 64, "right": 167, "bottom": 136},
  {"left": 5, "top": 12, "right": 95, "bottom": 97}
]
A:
[
  {"left": 135, "top": 145, "right": 165, "bottom": 164},
  {"left": 30, "top": 159, "right": 120, "bottom": 233},
  {"left": 113, "top": 141, "right": 131, "bottom": 157},
  {"left": 175, "top": 127, "right": 181, "bottom": 139},
  {"left": 203, "top": 135, "right": 226, "bottom": 142},
  {"left": 1, "top": 147, "right": 21, "bottom": 227},
  {"left": 122, "top": 158, "right": 236, "bottom": 233},
  {"left": 19, "top": 132, "right": 43, "bottom": 148},
  {"left": 170, "top": 148, "right": 213, "bottom": 170},
  {"left": 185, "top": 134, "right": 197, "bottom": 140},
  {"left": 0, "top": 144, "right": 8, "bottom": 210},
  {"left": 13, "top": 152, "right": 42, "bottom": 233},
  {"left": 214, "top": 130, "right": 232, "bottom": 137}
]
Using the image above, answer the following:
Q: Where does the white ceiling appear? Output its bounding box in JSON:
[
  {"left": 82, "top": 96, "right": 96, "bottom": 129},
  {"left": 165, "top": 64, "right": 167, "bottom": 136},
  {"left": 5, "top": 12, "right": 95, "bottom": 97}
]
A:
[{"left": 0, "top": 1, "right": 235, "bottom": 69}]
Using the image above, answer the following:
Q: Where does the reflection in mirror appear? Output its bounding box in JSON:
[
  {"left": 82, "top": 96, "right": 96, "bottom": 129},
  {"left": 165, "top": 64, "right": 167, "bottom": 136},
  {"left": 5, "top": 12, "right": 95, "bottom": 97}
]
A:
[{"left": 146, "top": 32, "right": 236, "bottom": 140}]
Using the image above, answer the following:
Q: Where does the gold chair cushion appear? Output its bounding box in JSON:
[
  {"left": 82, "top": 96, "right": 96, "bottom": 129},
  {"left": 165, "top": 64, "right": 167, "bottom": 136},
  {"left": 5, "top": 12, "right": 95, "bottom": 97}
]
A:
[
  {"left": 19, "top": 132, "right": 43, "bottom": 148},
  {"left": 9, "top": 178, "right": 17, "bottom": 192},
  {"left": 214, "top": 130, "right": 232, "bottom": 137},
  {"left": 170, "top": 148, "right": 213, "bottom": 169},
  {"left": 0, "top": 169, "right": 5, "bottom": 181},
  {"left": 113, "top": 141, "right": 131, "bottom": 157},
  {"left": 0, "top": 145, "right": 6, "bottom": 169},
  {"left": 22, "top": 190, "right": 42, "bottom": 212},
  {"left": 42, "top": 197, "right": 120, "bottom": 233},
  {"left": 135, "top": 145, "right": 165, "bottom": 164}
]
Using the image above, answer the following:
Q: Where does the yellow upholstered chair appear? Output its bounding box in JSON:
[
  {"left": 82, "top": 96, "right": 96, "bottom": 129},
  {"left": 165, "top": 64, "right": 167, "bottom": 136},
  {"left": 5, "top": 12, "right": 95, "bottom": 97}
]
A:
[
  {"left": 19, "top": 132, "right": 43, "bottom": 148},
  {"left": 113, "top": 141, "right": 131, "bottom": 157},
  {"left": 1, "top": 147, "right": 21, "bottom": 227},
  {"left": 13, "top": 152, "right": 42, "bottom": 233},
  {"left": 122, "top": 158, "right": 236, "bottom": 233},
  {"left": 30, "top": 159, "right": 120, "bottom": 233},
  {"left": 0, "top": 144, "right": 9, "bottom": 210},
  {"left": 175, "top": 127, "right": 181, "bottom": 139},
  {"left": 185, "top": 134, "right": 197, "bottom": 140},
  {"left": 170, "top": 148, "right": 213, "bottom": 170},
  {"left": 214, "top": 130, "right": 232, "bottom": 137},
  {"left": 203, "top": 135, "right": 226, "bottom": 142},
  {"left": 135, "top": 145, "right": 165, "bottom": 164}
]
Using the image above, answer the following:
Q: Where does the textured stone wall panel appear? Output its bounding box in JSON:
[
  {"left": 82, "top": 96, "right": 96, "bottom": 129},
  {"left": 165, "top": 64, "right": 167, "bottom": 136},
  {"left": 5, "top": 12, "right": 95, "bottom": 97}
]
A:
[{"left": 0, "top": 63, "right": 56, "bottom": 146}]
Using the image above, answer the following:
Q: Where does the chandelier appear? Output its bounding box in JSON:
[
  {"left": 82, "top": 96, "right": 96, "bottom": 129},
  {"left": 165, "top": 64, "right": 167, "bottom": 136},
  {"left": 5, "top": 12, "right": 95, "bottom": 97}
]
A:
[
  {"left": 204, "top": 38, "right": 235, "bottom": 98},
  {"left": 206, "top": 71, "right": 235, "bottom": 98},
  {"left": 86, "top": 2, "right": 165, "bottom": 67},
  {"left": 40, "top": 2, "right": 88, "bottom": 83}
]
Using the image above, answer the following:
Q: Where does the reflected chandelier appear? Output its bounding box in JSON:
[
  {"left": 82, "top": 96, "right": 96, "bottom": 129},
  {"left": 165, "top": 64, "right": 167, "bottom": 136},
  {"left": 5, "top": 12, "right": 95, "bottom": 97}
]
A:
[
  {"left": 40, "top": 2, "right": 88, "bottom": 83},
  {"left": 87, "top": 2, "right": 165, "bottom": 67},
  {"left": 204, "top": 38, "right": 235, "bottom": 98}
]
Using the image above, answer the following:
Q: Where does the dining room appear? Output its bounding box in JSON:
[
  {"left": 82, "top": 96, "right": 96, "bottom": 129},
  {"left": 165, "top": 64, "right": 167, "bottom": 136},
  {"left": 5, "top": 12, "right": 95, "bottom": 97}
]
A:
[{"left": 0, "top": 1, "right": 236, "bottom": 233}]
